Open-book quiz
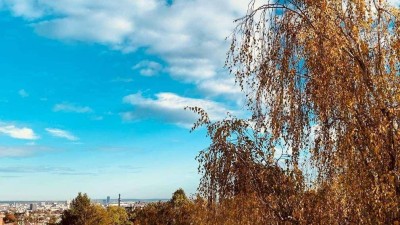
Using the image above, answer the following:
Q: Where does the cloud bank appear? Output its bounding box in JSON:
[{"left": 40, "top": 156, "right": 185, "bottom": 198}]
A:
[
  {"left": 0, "top": 0, "right": 249, "bottom": 98},
  {"left": 122, "top": 92, "right": 235, "bottom": 127}
]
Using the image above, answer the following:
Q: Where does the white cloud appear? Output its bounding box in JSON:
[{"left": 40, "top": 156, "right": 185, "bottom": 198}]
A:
[
  {"left": 3, "top": 0, "right": 44, "bottom": 19},
  {"left": 122, "top": 92, "right": 235, "bottom": 127},
  {"left": 132, "top": 60, "right": 163, "bottom": 77},
  {"left": 53, "top": 103, "right": 92, "bottom": 113},
  {"left": 0, "top": 124, "right": 38, "bottom": 140},
  {"left": 45, "top": 128, "right": 78, "bottom": 141},
  {"left": 197, "top": 76, "right": 242, "bottom": 97},
  {"left": 18, "top": 89, "right": 29, "bottom": 98},
  {"left": 0, "top": 0, "right": 249, "bottom": 97},
  {"left": 35, "top": 14, "right": 134, "bottom": 44}
]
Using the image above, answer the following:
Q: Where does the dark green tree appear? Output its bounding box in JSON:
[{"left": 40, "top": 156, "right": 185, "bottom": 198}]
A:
[{"left": 170, "top": 188, "right": 188, "bottom": 206}]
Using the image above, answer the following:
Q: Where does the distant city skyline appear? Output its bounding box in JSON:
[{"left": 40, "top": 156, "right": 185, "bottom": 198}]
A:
[
  {"left": 0, "top": 198, "right": 168, "bottom": 203},
  {"left": 0, "top": 198, "right": 159, "bottom": 224}
]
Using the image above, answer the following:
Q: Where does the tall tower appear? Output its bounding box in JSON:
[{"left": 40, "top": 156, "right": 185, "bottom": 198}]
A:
[{"left": 118, "top": 194, "right": 121, "bottom": 207}]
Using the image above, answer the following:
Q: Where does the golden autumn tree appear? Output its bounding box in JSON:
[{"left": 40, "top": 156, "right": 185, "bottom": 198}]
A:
[{"left": 189, "top": 0, "right": 400, "bottom": 223}]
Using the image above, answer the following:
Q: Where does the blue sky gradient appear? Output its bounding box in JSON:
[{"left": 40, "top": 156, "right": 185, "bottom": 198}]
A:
[{"left": 0, "top": 0, "right": 250, "bottom": 200}]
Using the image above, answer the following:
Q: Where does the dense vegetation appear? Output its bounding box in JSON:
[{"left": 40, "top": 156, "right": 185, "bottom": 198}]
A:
[
  {"left": 59, "top": 193, "right": 130, "bottom": 225},
  {"left": 187, "top": 0, "right": 400, "bottom": 224}
]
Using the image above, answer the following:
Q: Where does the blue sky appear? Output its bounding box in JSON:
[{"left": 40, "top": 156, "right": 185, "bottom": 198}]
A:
[
  {"left": 3, "top": 0, "right": 399, "bottom": 201},
  {"left": 0, "top": 0, "right": 251, "bottom": 200}
]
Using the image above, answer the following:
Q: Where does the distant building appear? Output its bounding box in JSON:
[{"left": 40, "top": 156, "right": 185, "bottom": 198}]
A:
[
  {"left": 30, "top": 203, "right": 37, "bottom": 211},
  {"left": 106, "top": 196, "right": 110, "bottom": 205}
]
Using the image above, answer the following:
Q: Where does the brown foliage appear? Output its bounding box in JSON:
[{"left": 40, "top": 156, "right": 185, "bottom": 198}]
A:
[
  {"left": 4, "top": 213, "right": 16, "bottom": 223},
  {"left": 188, "top": 0, "right": 400, "bottom": 224},
  {"left": 131, "top": 189, "right": 195, "bottom": 225}
]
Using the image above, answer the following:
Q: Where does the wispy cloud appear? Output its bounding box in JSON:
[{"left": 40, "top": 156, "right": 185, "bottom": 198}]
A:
[
  {"left": 122, "top": 92, "right": 235, "bottom": 127},
  {"left": 0, "top": 166, "right": 72, "bottom": 173},
  {"left": 45, "top": 128, "right": 79, "bottom": 141},
  {"left": 0, "top": 165, "right": 98, "bottom": 176},
  {"left": 53, "top": 103, "right": 92, "bottom": 113},
  {"left": 0, "top": 164, "right": 139, "bottom": 176},
  {"left": 132, "top": 60, "right": 163, "bottom": 77},
  {"left": 0, "top": 146, "right": 47, "bottom": 158},
  {"left": 0, "top": 124, "right": 38, "bottom": 140}
]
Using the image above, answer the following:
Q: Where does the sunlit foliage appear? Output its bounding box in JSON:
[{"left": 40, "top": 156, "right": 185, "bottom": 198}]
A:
[
  {"left": 131, "top": 189, "right": 194, "bottom": 225},
  {"left": 189, "top": 0, "right": 400, "bottom": 223}
]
